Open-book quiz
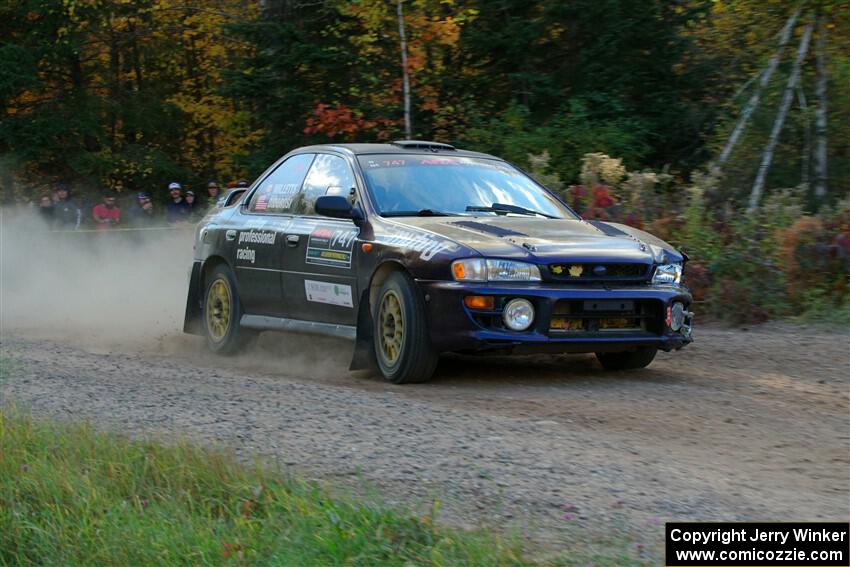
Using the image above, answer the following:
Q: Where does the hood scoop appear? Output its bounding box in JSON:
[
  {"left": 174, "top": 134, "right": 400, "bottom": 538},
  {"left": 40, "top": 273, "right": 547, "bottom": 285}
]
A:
[
  {"left": 449, "top": 220, "right": 528, "bottom": 238},
  {"left": 586, "top": 220, "right": 628, "bottom": 237},
  {"left": 586, "top": 219, "right": 648, "bottom": 252}
]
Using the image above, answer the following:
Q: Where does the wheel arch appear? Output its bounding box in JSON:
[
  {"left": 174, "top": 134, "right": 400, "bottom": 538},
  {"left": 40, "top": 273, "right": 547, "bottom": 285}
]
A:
[
  {"left": 368, "top": 260, "right": 410, "bottom": 314},
  {"left": 184, "top": 255, "right": 233, "bottom": 336},
  {"left": 201, "top": 255, "right": 231, "bottom": 294},
  {"left": 350, "top": 259, "right": 412, "bottom": 371}
]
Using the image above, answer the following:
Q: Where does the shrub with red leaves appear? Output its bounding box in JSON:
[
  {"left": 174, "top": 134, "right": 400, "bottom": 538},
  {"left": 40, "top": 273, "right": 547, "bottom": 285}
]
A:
[
  {"left": 567, "top": 184, "right": 589, "bottom": 211},
  {"left": 683, "top": 262, "right": 710, "bottom": 302},
  {"left": 591, "top": 185, "right": 615, "bottom": 208}
]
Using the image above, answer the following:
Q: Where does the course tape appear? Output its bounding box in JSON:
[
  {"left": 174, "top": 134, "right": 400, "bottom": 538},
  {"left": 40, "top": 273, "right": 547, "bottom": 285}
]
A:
[{"left": 40, "top": 226, "right": 194, "bottom": 234}]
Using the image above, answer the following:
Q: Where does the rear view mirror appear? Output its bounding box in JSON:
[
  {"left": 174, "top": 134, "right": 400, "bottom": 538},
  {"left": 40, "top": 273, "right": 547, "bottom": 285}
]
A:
[{"left": 315, "top": 195, "right": 364, "bottom": 224}]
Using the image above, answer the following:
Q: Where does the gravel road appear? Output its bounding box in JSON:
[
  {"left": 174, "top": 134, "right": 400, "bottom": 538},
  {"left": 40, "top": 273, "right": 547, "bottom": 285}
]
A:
[{"left": 2, "top": 324, "right": 848, "bottom": 560}]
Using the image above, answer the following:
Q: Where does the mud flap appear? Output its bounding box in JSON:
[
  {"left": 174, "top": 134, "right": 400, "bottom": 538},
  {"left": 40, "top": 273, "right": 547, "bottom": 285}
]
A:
[
  {"left": 349, "top": 290, "right": 376, "bottom": 371},
  {"left": 183, "top": 261, "right": 204, "bottom": 335}
]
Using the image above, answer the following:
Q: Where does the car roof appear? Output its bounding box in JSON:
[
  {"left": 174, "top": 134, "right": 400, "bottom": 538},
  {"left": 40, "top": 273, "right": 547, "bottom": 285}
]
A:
[{"left": 294, "top": 141, "right": 498, "bottom": 160}]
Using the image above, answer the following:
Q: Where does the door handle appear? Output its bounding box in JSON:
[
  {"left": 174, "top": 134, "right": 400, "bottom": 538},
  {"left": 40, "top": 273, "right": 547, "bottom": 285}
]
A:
[
  {"left": 225, "top": 229, "right": 237, "bottom": 241},
  {"left": 286, "top": 234, "right": 300, "bottom": 247}
]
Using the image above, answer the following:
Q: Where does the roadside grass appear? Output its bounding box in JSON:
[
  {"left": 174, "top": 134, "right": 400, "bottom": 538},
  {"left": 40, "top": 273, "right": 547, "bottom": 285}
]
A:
[{"left": 0, "top": 406, "right": 537, "bottom": 566}]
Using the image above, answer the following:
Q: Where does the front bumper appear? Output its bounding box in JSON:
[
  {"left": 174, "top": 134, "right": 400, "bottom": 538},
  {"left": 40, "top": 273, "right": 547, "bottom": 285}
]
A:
[{"left": 419, "top": 280, "right": 693, "bottom": 354}]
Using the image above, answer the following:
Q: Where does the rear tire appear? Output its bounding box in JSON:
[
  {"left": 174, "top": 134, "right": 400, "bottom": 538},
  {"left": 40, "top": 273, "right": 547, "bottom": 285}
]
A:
[
  {"left": 203, "top": 264, "right": 255, "bottom": 355},
  {"left": 595, "top": 347, "right": 657, "bottom": 370},
  {"left": 373, "top": 271, "right": 438, "bottom": 383}
]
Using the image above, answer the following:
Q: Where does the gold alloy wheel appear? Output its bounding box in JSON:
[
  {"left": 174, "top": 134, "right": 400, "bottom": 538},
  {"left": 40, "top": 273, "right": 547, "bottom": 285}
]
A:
[
  {"left": 378, "top": 290, "right": 404, "bottom": 364},
  {"left": 205, "top": 278, "right": 232, "bottom": 341}
]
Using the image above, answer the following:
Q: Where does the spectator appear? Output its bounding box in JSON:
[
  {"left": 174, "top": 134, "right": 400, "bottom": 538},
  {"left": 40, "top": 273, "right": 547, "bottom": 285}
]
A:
[
  {"left": 52, "top": 183, "right": 82, "bottom": 230},
  {"left": 165, "top": 182, "right": 189, "bottom": 224},
  {"left": 92, "top": 193, "right": 121, "bottom": 229},
  {"left": 206, "top": 181, "right": 220, "bottom": 207},
  {"left": 236, "top": 180, "right": 249, "bottom": 188},
  {"left": 128, "top": 192, "right": 158, "bottom": 227},
  {"left": 37, "top": 194, "right": 54, "bottom": 225},
  {"left": 185, "top": 190, "right": 203, "bottom": 222}
]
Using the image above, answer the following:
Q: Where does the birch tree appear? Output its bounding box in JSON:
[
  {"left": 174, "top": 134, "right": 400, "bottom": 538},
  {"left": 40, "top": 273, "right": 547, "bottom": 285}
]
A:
[
  {"left": 717, "top": 7, "right": 802, "bottom": 166},
  {"left": 748, "top": 22, "right": 814, "bottom": 211},
  {"left": 813, "top": 13, "right": 828, "bottom": 202},
  {"left": 397, "top": 0, "right": 412, "bottom": 139},
  {"left": 796, "top": 85, "right": 810, "bottom": 187}
]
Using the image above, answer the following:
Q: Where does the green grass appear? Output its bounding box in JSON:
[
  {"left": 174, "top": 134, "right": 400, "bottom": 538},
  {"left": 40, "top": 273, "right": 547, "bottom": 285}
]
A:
[{"left": 1, "top": 406, "right": 537, "bottom": 566}]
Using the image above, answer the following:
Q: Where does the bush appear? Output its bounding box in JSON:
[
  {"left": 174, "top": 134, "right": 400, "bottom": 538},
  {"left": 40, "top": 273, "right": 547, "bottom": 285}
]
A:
[{"left": 543, "top": 153, "right": 850, "bottom": 325}]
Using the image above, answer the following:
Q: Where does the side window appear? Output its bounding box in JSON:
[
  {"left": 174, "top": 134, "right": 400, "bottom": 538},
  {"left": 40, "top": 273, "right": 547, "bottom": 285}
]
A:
[
  {"left": 248, "top": 153, "right": 315, "bottom": 213},
  {"left": 295, "top": 154, "right": 357, "bottom": 215}
]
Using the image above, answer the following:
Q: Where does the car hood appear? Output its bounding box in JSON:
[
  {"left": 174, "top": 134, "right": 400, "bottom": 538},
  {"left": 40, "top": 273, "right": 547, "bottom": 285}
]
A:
[{"left": 383, "top": 216, "right": 684, "bottom": 264}]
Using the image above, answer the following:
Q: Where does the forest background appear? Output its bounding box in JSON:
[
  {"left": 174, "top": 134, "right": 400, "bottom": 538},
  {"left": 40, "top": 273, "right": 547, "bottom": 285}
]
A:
[{"left": 1, "top": 0, "right": 848, "bottom": 322}]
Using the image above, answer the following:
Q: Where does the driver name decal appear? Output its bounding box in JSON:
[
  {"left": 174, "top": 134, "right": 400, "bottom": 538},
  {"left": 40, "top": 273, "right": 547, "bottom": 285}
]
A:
[{"left": 306, "top": 227, "right": 358, "bottom": 269}]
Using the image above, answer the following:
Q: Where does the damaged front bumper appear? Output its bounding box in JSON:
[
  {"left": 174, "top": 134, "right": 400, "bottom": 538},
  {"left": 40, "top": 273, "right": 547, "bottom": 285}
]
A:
[{"left": 420, "top": 280, "right": 694, "bottom": 355}]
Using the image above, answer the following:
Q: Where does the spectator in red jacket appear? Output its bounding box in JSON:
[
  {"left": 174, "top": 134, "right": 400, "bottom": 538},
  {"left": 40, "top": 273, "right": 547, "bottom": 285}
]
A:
[{"left": 92, "top": 193, "right": 121, "bottom": 229}]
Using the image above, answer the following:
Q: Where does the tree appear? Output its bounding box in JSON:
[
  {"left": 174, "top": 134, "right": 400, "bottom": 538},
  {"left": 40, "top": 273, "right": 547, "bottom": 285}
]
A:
[{"left": 748, "top": 22, "right": 813, "bottom": 211}]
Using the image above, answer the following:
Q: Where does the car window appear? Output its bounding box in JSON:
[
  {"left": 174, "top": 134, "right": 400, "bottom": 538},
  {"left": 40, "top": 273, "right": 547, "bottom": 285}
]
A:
[
  {"left": 357, "top": 154, "right": 576, "bottom": 219},
  {"left": 248, "top": 153, "right": 315, "bottom": 213},
  {"left": 295, "top": 154, "right": 357, "bottom": 215}
]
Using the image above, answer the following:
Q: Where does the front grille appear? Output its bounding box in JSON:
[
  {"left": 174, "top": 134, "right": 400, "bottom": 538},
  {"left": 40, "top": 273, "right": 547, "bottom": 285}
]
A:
[
  {"left": 547, "top": 262, "right": 650, "bottom": 283},
  {"left": 549, "top": 299, "right": 663, "bottom": 336}
]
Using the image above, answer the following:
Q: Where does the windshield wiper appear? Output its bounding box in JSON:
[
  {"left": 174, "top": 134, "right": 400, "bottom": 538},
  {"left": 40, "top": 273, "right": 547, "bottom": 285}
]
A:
[
  {"left": 381, "top": 209, "right": 454, "bottom": 217},
  {"left": 465, "top": 202, "right": 556, "bottom": 219}
]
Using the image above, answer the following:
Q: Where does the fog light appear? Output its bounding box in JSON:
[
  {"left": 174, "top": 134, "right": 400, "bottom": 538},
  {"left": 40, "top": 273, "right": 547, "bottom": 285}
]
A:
[
  {"left": 670, "top": 301, "right": 686, "bottom": 331},
  {"left": 464, "top": 295, "right": 495, "bottom": 310},
  {"left": 503, "top": 298, "right": 534, "bottom": 331}
]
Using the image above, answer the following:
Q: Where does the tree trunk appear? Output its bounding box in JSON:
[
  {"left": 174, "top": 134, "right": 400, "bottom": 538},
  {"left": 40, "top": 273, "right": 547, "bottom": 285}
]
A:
[
  {"left": 813, "top": 14, "right": 828, "bottom": 203},
  {"left": 748, "top": 22, "right": 813, "bottom": 211},
  {"left": 397, "top": 0, "right": 412, "bottom": 139},
  {"left": 796, "top": 85, "right": 810, "bottom": 187},
  {"left": 717, "top": 7, "right": 801, "bottom": 166}
]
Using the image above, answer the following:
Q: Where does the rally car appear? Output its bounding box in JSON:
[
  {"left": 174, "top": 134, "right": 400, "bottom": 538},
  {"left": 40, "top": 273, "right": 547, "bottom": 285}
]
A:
[{"left": 184, "top": 141, "right": 693, "bottom": 383}]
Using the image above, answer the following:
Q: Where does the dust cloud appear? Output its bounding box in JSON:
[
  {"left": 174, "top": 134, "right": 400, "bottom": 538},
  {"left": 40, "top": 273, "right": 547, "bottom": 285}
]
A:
[
  {"left": 0, "top": 208, "right": 355, "bottom": 379},
  {"left": 1, "top": 207, "right": 194, "bottom": 349}
]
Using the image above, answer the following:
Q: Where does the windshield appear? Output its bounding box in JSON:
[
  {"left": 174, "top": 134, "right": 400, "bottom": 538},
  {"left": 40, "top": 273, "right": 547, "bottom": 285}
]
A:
[{"left": 357, "top": 155, "right": 577, "bottom": 219}]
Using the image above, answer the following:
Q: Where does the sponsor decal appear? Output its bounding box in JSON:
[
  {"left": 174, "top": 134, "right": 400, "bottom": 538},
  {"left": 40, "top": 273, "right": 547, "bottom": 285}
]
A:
[
  {"left": 238, "top": 230, "right": 276, "bottom": 245},
  {"left": 569, "top": 265, "right": 583, "bottom": 277},
  {"left": 236, "top": 248, "right": 256, "bottom": 264},
  {"left": 306, "top": 227, "right": 358, "bottom": 269},
  {"left": 380, "top": 230, "right": 459, "bottom": 261},
  {"left": 304, "top": 280, "right": 354, "bottom": 308},
  {"left": 365, "top": 159, "right": 406, "bottom": 168}
]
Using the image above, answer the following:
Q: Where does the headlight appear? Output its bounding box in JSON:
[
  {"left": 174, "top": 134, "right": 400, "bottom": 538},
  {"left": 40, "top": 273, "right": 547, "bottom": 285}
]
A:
[
  {"left": 452, "top": 258, "right": 541, "bottom": 282},
  {"left": 652, "top": 263, "right": 682, "bottom": 286}
]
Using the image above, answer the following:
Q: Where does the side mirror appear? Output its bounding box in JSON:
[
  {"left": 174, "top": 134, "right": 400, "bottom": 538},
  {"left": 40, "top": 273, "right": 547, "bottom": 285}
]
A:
[{"left": 315, "top": 195, "right": 364, "bottom": 224}]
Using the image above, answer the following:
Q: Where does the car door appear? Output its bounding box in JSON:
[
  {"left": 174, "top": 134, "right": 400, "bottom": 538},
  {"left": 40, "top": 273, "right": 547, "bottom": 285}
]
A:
[
  {"left": 232, "top": 153, "right": 315, "bottom": 316},
  {"left": 280, "top": 153, "right": 361, "bottom": 325}
]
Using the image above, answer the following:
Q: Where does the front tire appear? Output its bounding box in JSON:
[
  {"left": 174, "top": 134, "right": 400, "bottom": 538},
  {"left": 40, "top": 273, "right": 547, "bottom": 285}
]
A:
[
  {"left": 203, "top": 264, "right": 254, "bottom": 354},
  {"left": 595, "top": 347, "right": 657, "bottom": 370},
  {"left": 373, "top": 271, "right": 438, "bottom": 384}
]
